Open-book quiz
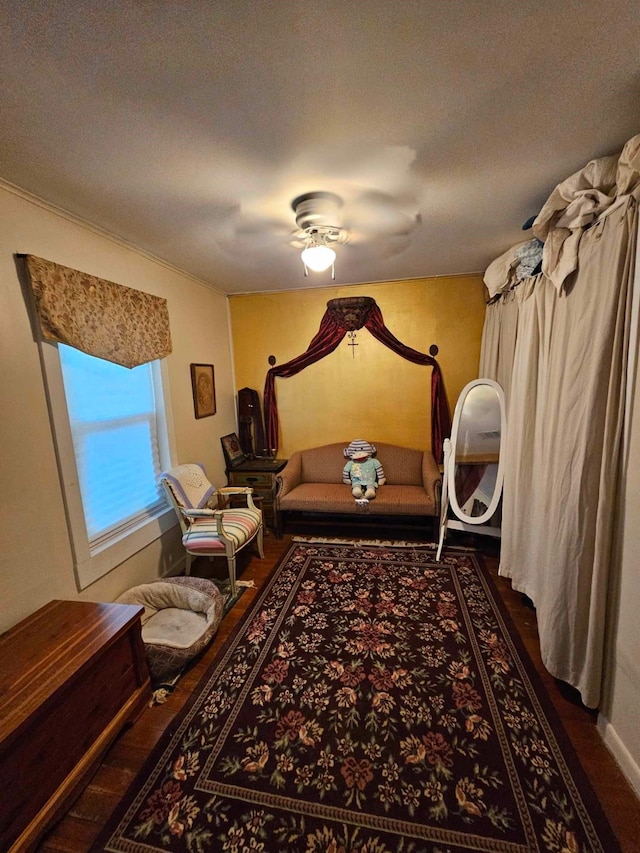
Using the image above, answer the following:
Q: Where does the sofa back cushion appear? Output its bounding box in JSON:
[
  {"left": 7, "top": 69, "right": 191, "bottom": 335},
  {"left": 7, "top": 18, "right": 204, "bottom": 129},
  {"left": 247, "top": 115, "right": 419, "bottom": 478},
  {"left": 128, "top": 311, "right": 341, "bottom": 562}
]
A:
[
  {"left": 300, "top": 443, "right": 346, "bottom": 484},
  {"left": 375, "top": 443, "right": 424, "bottom": 485},
  {"left": 299, "top": 442, "right": 424, "bottom": 486}
]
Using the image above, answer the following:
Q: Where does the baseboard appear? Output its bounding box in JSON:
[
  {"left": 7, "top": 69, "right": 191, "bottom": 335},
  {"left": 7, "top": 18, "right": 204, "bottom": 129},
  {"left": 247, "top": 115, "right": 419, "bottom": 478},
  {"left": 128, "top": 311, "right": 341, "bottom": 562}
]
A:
[
  {"left": 597, "top": 714, "right": 640, "bottom": 797},
  {"left": 161, "top": 557, "right": 186, "bottom": 578}
]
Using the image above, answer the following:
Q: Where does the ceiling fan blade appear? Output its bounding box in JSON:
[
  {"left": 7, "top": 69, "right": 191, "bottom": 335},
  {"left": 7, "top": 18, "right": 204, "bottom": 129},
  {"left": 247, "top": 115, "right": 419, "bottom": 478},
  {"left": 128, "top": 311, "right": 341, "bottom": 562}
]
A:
[
  {"left": 342, "top": 190, "right": 421, "bottom": 239},
  {"left": 212, "top": 212, "right": 291, "bottom": 256},
  {"left": 346, "top": 231, "right": 413, "bottom": 258},
  {"left": 208, "top": 142, "right": 424, "bottom": 262},
  {"left": 376, "top": 233, "right": 413, "bottom": 258}
]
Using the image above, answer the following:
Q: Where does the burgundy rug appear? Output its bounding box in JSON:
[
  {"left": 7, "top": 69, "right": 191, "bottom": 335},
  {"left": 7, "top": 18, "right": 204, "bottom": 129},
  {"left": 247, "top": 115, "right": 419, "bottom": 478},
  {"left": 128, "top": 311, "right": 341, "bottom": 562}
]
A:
[{"left": 93, "top": 540, "right": 619, "bottom": 852}]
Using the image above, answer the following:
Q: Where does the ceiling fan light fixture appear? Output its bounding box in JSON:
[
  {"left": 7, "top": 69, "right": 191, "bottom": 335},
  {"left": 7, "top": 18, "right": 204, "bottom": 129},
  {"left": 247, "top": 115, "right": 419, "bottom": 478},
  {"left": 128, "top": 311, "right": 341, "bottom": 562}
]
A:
[
  {"left": 301, "top": 243, "right": 336, "bottom": 272},
  {"left": 292, "top": 194, "right": 346, "bottom": 279}
]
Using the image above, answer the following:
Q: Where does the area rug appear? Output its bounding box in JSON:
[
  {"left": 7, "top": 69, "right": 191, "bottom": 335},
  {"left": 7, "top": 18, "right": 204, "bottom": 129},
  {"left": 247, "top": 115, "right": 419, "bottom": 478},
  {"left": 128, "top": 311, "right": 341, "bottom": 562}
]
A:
[{"left": 93, "top": 541, "right": 619, "bottom": 852}]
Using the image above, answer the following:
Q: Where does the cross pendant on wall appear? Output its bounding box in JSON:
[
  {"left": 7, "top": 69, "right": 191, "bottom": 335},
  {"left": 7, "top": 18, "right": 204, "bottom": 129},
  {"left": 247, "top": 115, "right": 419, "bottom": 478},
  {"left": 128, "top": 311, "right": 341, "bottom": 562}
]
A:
[{"left": 347, "top": 331, "right": 358, "bottom": 357}]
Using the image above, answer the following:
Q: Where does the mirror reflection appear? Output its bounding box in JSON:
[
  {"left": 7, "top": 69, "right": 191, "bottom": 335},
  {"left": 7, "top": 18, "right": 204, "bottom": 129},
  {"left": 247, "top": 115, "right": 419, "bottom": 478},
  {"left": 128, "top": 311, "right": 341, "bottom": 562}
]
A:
[{"left": 453, "top": 384, "right": 502, "bottom": 519}]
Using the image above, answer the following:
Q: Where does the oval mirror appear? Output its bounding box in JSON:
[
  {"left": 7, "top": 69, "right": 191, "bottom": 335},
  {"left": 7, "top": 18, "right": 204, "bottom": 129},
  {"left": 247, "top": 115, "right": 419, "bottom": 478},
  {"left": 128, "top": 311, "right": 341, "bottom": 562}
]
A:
[{"left": 447, "top": 379, "right": 506, "bottom": 526}]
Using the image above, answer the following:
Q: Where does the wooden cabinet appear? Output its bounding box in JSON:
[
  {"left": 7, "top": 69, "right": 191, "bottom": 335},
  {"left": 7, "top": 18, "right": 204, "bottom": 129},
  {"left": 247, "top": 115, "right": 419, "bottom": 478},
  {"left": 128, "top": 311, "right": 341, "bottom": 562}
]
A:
[
  {"left": 0, "top": 599, "right": 151, "bottom": 852},
  {"left": 227, "top": 459, "right": 287, "bottom": 531}
]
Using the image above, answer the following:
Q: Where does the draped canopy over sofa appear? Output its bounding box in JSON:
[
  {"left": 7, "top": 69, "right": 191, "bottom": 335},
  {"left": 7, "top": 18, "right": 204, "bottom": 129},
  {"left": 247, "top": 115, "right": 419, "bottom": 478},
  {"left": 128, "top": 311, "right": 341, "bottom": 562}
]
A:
[{"left": 276, "top": 442, "right": 441, "bottom": 537}]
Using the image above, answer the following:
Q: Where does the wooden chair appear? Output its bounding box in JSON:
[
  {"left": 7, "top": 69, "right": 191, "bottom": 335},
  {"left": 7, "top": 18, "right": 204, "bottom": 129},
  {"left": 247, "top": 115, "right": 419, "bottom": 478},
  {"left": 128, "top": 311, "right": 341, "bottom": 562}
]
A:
[{"left": 160, "top": 463, "right": 263, "bottom": 596}]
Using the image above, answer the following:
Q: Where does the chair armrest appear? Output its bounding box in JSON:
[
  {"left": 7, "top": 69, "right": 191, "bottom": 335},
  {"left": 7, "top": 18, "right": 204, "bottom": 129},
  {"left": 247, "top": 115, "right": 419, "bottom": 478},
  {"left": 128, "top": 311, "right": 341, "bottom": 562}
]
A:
[
  {"left": 182, "top": 507, "right": 216, "bottom": 518},
  {"left": 205, "top": 486, "right": 252, "bottom": 508},
  {"left": 421, "top": 451, "right": 442, "bottom": 513},
  {"left": 213, "top": 487, "right": 260, "bottom": 513},
  {"left": 276, "top": 452, "right": 302, "bottom": 501},
  {"left": 213, "top": 509, "right": 231, "bottom": 540}
]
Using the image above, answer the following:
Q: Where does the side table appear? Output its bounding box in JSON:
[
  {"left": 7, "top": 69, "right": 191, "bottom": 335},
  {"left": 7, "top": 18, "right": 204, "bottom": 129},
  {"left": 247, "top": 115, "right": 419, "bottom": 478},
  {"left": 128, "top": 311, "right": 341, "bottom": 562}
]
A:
[{"left": 226, "top": 457, "right": 287, "bottom": 532}]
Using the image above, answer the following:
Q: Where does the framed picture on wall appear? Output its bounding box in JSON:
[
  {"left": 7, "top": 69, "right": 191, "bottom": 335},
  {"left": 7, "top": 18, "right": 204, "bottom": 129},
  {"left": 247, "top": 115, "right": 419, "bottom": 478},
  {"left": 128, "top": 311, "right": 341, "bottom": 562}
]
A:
[
  {"left": 221, "top": 432, "right": 246, "bottom": 468},
  {"left": 190, "top": 363, "right": 216, "bottom": 418}
]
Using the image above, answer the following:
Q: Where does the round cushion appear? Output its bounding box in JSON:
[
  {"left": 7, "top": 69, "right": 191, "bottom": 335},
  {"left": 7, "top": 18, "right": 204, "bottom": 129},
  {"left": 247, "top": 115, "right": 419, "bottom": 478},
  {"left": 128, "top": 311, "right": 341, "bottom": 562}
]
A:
[{"left": 116, "top": 576, "right": 224, "bottom": 682}]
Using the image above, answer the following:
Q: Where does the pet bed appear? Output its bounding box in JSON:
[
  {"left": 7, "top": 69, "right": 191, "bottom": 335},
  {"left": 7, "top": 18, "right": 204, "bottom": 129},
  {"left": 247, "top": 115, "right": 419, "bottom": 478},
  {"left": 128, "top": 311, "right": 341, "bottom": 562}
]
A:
[{"left": 116, "top": 576, "right": 224, "bottom": 682}]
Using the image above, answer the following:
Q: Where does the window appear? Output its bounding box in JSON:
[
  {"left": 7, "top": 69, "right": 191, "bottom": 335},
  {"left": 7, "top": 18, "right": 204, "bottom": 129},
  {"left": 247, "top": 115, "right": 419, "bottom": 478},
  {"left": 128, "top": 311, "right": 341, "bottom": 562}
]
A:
[{"left": 42, "top": 343, "right": 176, "bottom": 590}]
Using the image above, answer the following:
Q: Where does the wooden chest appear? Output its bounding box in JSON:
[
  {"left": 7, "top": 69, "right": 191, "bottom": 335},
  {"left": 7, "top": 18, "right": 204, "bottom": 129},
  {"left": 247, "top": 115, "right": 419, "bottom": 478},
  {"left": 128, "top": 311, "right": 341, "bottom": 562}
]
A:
[{"left": 0, "top": 599, "right": 151, "bottom": 851}]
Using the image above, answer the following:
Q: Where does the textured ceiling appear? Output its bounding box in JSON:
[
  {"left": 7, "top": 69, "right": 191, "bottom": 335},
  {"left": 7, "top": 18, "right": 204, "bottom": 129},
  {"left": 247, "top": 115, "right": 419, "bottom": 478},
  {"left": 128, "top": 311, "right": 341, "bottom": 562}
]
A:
[{"left": 1, "top": 1, "right": 640, "bottom": 293}]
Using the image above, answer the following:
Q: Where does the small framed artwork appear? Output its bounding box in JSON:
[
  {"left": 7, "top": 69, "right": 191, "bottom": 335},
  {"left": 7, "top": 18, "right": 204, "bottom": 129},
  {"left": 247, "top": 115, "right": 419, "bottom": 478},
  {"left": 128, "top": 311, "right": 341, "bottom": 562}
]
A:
[
  {"left": 190, "top": 363, "right": 216, "bottom": 419},
  {"left": 221, "top": 432, "right": 246, "bottom": 468}
]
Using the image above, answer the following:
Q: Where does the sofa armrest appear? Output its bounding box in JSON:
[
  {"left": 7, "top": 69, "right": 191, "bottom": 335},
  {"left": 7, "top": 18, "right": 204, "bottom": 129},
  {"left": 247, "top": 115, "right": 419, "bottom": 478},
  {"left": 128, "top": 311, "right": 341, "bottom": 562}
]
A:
[
  {"left": 276, "top": 452, "right": 302, "bottom": 502},
  {"left": 421, "top": 451, "right": 442, "bottom": 514}
]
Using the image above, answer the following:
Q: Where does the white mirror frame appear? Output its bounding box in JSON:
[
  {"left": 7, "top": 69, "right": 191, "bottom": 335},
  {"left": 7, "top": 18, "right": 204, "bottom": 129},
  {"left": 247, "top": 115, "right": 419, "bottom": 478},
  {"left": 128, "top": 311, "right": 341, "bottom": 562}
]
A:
[
  {"left": 436, "top": 378, "right": 506, "bottom": 560},
  {"left": 448, "top": 378, "right": 506, "bottom": 525}
]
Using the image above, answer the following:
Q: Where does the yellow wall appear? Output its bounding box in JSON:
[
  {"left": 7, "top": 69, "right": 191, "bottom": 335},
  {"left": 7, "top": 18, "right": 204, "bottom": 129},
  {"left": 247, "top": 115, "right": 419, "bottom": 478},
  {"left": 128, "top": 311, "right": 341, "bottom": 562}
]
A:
[{"left": 230, "top": 276, "right": 486, "bottom": 458}]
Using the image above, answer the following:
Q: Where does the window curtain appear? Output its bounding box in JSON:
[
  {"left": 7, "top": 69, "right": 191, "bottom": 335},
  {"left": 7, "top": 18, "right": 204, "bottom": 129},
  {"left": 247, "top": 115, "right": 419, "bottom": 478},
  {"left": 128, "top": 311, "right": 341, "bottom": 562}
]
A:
[
  {"left": 491, "top": 197, "right": 637, "bottom": 708},
  {"left": 479, "top": 290, "right": 519, "bottom": 408},
  {"left": 23, "top": 255, "right": 172, "bottom": 368},
  {"left": 263, "top": 296, "right": 451, "bottom": 461}
]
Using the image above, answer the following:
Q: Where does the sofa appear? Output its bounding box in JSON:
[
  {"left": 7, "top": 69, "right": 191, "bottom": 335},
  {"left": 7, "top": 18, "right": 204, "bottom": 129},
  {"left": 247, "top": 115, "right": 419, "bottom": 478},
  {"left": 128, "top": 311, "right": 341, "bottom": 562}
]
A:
[{"left": 276, "top": 441, "right": 441, "bottom": 537}]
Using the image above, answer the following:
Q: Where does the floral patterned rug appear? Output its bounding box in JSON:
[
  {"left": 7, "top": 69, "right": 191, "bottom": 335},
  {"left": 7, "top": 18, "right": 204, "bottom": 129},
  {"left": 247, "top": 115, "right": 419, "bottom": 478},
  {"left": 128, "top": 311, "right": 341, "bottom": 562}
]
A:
[{"left": 93, "top": 541, "right": 619, "bottom": 852}]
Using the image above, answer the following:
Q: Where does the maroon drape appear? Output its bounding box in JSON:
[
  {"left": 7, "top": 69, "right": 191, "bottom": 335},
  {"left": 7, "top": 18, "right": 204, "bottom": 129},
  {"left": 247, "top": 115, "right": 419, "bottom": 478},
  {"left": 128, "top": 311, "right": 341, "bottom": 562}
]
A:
[{"left": 263, "top": 300, "right": 451, "bottom": 462}]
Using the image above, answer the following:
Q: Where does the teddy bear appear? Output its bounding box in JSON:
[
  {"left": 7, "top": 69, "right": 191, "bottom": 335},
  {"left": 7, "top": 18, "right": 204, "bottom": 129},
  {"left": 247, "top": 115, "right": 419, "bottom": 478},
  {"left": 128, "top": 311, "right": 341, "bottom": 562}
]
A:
[{"left": 342, "top": 440, "right": 386, "bottom": 503}]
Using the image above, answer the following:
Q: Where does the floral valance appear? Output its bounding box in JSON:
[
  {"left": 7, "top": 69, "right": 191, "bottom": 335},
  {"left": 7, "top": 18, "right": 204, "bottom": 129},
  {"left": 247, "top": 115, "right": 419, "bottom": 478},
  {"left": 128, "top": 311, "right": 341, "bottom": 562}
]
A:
[{"left": 24, "top": 255, "right": 172, "bottom": 368}]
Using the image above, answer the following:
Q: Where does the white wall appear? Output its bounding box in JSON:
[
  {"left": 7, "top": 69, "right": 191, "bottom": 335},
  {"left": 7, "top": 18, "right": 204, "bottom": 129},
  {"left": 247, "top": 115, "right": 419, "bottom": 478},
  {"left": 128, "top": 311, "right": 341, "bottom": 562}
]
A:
[{"left": 0, "top": 183, "right": 236, "bottom": 632}]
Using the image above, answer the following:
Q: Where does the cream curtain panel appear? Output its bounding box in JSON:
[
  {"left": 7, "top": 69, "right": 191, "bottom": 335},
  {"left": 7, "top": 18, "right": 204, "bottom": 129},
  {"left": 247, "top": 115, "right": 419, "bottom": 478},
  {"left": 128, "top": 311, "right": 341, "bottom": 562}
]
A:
[
  {"left": 485, "top": 134, "right": 640, "bottom": 297},
  {"left": 479, "top": 290, "right": 519, "bottom": 408},
  {"left": 533, "top": 135, "right": 640, "bottom": 291},
  {"left": 24, "top": 255, "right": 172, "bottom": 368},
  {"left": 489, "top": 197, "right": 637, "bottom": 708}
]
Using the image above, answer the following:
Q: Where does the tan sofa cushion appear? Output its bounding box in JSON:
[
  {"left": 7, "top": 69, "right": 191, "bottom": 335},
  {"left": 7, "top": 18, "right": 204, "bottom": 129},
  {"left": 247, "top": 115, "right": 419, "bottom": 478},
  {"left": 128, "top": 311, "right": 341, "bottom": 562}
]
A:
[
  {"left": 278, "top": 483, "right": 437, "bottom": 516},
  {"left": 299, "top": 443, "right": 346, "bottom": 484},
  {"left": 373, "top": 443, "right": 424, "bottom": 485},
  {"left": 298, "top": 442, "right": 424, "bottom": 485}
]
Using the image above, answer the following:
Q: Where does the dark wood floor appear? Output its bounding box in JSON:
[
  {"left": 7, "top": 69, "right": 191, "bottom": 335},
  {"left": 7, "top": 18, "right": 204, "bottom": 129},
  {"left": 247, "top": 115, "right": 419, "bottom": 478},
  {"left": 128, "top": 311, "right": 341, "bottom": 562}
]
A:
[{"left": 39, "top": 530, "right": 640, "bottom": 852}]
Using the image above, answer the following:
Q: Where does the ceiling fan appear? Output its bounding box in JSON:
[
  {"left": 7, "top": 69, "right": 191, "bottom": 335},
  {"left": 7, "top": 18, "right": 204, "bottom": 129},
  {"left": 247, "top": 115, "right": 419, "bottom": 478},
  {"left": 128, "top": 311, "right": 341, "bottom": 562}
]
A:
[
  {"left": 288, "top": 189, "right": 423, "bottom": 277},
  {"left": 209, "top": 144, "right": 423, "bottom": 275}
]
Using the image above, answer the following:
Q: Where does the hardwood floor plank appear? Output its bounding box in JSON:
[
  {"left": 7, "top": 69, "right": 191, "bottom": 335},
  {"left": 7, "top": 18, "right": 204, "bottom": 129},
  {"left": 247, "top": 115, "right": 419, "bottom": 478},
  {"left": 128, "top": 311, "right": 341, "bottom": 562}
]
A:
[
  {"left": 37, "top": 816, "right": 99, "bottom": 852},
  {"left": 67, "top": 788, "right": 122, "bottom": 825}
]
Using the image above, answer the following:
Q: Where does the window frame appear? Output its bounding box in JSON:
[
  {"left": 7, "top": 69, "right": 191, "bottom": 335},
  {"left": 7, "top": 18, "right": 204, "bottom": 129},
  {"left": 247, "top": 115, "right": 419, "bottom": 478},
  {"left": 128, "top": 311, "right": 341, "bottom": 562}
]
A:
[{"left": 40, "top": 341, "right": 177, "bottom": 590}]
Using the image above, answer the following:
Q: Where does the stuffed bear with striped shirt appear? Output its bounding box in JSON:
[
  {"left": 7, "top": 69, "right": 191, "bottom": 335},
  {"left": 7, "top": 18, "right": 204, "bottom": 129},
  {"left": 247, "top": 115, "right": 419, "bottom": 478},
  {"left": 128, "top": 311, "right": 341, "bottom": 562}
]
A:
[{"left": 342, "top": 440, "right": 386, "bottom": 502}]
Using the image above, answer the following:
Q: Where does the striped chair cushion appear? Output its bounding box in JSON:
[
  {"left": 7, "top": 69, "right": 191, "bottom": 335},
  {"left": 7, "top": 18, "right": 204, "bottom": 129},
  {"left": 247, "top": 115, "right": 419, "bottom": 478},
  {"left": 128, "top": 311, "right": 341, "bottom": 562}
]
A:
[{"left": 182, "top": 508, "right": 261, "bottom": 552}]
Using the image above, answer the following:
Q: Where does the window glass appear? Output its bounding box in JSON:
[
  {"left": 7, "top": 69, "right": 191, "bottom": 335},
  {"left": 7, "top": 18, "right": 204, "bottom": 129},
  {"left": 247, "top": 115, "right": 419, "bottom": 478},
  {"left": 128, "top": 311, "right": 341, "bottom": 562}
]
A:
[{"left": 58, "top": 345, "right": 165, "bottom": 543}]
